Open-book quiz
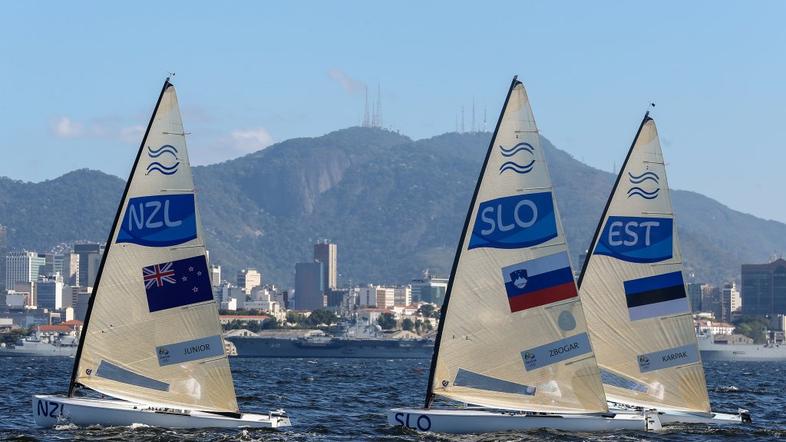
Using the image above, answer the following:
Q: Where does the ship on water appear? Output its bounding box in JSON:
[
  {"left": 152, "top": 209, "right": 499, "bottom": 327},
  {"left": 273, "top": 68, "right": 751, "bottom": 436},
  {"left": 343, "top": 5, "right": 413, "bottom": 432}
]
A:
[
  {"left": 0, "top": 333, "right": 77, "bottom": 358},
  {"left": 697, "top": 331, "right": 786, "bottom": 362},
  {"left": 226, "top": 326, "right": 434, "bottom": 359}
]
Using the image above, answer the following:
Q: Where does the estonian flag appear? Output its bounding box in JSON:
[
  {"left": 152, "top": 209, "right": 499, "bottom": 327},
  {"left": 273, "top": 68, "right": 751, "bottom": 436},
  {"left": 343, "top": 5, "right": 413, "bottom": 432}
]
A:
[{"left": 624, "top": 271, "right": 689, "bottom": 321}]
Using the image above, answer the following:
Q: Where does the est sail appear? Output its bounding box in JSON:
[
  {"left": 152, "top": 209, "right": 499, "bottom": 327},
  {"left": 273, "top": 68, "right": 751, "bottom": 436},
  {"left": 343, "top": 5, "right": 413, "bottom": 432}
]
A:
[
  {"left": 577, "top": 113, "right": 711, "bottom": 414},
  {"left": 69, "top": 79, "right": 238, "bottom": 413},
  {"left": 426, "top": 78, "right": 608, "bottom": 414}
]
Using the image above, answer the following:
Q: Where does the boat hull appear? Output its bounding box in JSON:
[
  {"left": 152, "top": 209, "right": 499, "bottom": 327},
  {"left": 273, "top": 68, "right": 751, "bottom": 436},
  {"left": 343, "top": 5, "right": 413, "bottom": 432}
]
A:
[
  {"left": 608, "top": 401, "right": 749, "bottom": 425},
  {"left": 387, "top": 407, "right": 649, "bottom": 433},
  {"left": 32, "top": 395, "right": 290, "bottom": 429}
]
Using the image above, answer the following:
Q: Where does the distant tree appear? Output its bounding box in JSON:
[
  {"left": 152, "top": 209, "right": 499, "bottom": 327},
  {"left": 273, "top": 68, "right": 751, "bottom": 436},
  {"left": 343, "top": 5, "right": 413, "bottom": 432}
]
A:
[
  {"left": 733, "top": 316, "right": 769, "bottom": 344},
  {"left": 418, "top": 304, "right": 436, "bottom": 318},
  {"left": 377, "top": 313, "right": 397, "bottom": 330},
  {"left": 261, "top": 317, "right": 280, "bottom": 330},
  {"left": 308, "top": 309, "right": 338, "bottom": 327},
  {"left": 415, "top": 319, "right": 423, "bottom": 333},
  {"left": 402, "top": 318, "right": 414, "bottom": 331},
  {"left": 424, "top": 319, "right": 433, "bottom": 331}
]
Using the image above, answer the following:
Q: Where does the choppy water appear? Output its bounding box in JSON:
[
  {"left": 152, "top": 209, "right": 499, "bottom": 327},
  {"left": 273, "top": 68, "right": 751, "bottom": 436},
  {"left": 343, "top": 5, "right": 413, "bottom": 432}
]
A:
[{"left": 0, "top": 357, "right": 783, "bottom": 441}]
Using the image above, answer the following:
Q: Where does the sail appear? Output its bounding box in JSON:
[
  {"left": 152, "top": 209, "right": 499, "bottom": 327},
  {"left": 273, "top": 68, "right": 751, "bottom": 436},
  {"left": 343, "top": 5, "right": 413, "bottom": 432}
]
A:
[
  {"left": 577, "top": 114, "right": 711, "bottom": 414},
  {"left": 70, "top": 80, "right": 238, "bottom": 413},
  {"left": 427, "top": 78, "right": 608, "bottom": 414}
]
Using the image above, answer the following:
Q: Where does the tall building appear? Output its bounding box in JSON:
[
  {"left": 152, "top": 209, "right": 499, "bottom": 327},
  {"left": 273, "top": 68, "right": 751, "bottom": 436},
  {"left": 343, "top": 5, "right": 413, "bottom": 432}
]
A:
[
  {"left": 5, "top": 251, "right": 46, "bottom": 291},
  {"left": 36, "top": 275, "right": 69, "bottom": 310},
  {"left": 411, "top": 270, "right": 449, "bottom": 305},
  {"left": 701, "top": 284, "right": 723, "bottom": 320},
  {"left": 210, "top": 264, "right": 221, "bottom": 287},
  {"left": 0, "top": 225, "right": 7, "bottom": 291},
  {"left": 742, "top": 258, "right": 786, "bottom": 316},
  {"left": 73, "top": 243, "right": 103, "bottom": 287},
  {"left": 295, "top": 261, "right": 324, "bottom": 310},
  {"left": 722, "top": 281, "right": 742, "bottom": 321},
  {"left": 41, "top": 253, "right": 66, "bottom": 278},
  {"left": 314, "top": 240, "right": 337, "bottom": 290},
  {"left": 686, "top": 282, "right": 703, "bottom": 313},
  {"left": 236, "top": 268, "right": 261, "bottom": 294},
  {"left": 394, "top": 285, "right": 412, "bottom": 307},
  {"left": 66, "top": 253, "right": 79, "bottom": 286}
]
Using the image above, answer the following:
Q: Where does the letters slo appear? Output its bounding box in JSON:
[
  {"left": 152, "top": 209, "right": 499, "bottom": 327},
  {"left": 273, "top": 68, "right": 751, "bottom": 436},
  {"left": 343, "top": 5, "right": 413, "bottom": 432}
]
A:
[{"left": 469, "top": 192, "right": 558, "bottom": 249}]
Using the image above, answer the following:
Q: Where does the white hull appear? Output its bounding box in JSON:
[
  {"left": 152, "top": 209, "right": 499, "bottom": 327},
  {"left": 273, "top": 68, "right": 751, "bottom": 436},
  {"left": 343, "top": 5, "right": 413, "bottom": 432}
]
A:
[
  {"left": 608, "top": 401, "right": 749, "bottom": 425},
  {"left": 387, "top": 407, "right": 652, "bottom": 433},
  {"left": 33, "top": 395, "right": 290, "bottom": 429}
]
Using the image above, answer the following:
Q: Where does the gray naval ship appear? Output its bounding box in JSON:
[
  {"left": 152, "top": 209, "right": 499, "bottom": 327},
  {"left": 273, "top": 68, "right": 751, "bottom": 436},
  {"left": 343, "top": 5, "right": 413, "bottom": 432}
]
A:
[
  {"left": 226, "top": 326, "right": 435, "bottom": 359},
  {"left": 0, "top": 334, "right": 77, "bottom": 358},
  {"left": 697, "top": 331, "right": 786, "bottom": 362}
]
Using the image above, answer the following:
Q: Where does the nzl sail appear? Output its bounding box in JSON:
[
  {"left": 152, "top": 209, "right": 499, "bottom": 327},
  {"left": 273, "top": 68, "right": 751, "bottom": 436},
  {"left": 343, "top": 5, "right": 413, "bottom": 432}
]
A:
[
  {"left": 68, "top": 79, "right": 238, "bottom": 413},
  {"left": 425, "top": 77, "right": 608, "bottom": 414},
  {"left": 577, "top": 113, "right": 711, "bottom": 414}
]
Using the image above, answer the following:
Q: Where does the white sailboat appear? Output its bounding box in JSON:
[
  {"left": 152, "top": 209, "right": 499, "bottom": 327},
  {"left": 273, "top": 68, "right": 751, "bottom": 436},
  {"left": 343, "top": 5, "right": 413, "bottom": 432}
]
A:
[
  {"left": 576, "top": 111, "right": 750, "bottom": 426},
  {"left": 387, "top": 77, "right": 657, "bottom": 433},
  {"left": 32, "top": 79, "right": 290, "bottom": 429}
]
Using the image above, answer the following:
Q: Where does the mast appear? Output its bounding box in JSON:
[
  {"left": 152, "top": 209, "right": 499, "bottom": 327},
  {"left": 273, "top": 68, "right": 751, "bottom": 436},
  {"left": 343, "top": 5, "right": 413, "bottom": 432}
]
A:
[
  {"left": 424, "top": 76, "right": 519, "bottom": 408},
  {"left": 68, "top": 78, "right": 172, "bottom": 397},
  {"left": 576, "top": 111, "right": 651, "bottom": 288}
]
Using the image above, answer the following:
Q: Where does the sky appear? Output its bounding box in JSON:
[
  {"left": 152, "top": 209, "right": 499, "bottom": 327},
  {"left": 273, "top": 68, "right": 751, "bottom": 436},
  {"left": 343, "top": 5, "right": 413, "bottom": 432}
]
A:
[{"left": 1, "top": 1, "right": 784, "bottom": 221}]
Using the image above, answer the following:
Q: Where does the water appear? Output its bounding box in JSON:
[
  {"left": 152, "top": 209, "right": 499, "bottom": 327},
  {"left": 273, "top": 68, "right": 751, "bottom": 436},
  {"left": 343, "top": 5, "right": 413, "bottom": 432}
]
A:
[{"left": 0, "top": 357, "right": 783, "bottom": 441}]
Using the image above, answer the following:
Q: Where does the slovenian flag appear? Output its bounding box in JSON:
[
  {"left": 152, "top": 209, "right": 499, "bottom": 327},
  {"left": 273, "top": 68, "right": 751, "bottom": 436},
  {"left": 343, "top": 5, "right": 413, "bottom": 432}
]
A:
[
  {"left": 624, "top": 271, "right": 689, "bottom": 321},
  {"left": 143, "top": 255, "right": 214, "bottom": 313},
  {"left": 501, "top": 251, "right": 577, "bottom": 313}
]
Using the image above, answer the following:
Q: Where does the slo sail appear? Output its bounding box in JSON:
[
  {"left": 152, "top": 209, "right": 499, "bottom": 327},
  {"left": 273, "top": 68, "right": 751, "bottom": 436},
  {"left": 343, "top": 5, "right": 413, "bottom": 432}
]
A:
[
  {"left": 577, "top": 112, "right": 749, "bottom": 425},
  {"left": 388, "top": 77, "right": 655, "bottom": 433},
  {"left": 33, "top": 79, "right": 290, "bottom": 429}
]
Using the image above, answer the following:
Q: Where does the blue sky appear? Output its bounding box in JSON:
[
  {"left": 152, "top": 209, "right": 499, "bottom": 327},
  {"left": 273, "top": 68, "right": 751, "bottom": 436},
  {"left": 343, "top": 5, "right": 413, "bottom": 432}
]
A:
[{"left": 1, "top": 1, "right": 785, "bottom": 221}]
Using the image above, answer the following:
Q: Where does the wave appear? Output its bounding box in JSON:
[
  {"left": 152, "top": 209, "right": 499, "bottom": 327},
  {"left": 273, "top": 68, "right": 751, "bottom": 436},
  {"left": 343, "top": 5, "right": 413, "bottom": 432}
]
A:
[
  {"left": 628, "top": 171, "right": 659, "bottom": 184},
  {"left": 147, "top": 144, "right": 179, "bottom": 158},
  {"left": 146, "top": 161, "right": 180, "bottom": 175},
  {"left": 627, "top": 186, "right": 659, "bottom": 199},
  {"left": 499, "top": 142, "right": 534, "bottom": 157},
  {"left": 499, "top": 159, "right": 535, "bottom": 174}
]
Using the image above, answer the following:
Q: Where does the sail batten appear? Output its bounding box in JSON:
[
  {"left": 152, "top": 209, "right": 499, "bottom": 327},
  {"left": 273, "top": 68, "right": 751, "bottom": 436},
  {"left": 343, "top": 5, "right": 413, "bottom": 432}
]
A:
[
  {"left": 426, "top": 78, "right": 608, "bottom": 414},
  {"left": 578, "top": 115, "right": 711, "bottom": 414},
  {"left": 70, "top": 80, "right": 238, "bottom": 413}
]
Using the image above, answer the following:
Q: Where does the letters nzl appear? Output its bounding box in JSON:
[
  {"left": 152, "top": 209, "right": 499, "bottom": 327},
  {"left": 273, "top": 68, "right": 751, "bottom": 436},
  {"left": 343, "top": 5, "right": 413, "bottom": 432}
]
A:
[
  {"left": 468, "top": 192, "right": 557, "bottom": 250},
  {"left": 116, "top": 194, "right": 197, "bottom": 247}
]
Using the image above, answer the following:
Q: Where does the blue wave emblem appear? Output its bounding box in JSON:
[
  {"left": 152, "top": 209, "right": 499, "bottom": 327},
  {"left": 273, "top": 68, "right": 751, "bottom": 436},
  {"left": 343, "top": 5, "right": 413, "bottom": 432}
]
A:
[
  {"left": 627, "top": 171, "right": 660, "bottom": 199},
  {"left": 146, "top": 161, "right": 181, "bottom": 175},
  {"left": 628, "top": 171, "right": 659, "bottom": 184},
  {"left": 500, "top": 159, "right": 535, "bottom": 174},
  {"left": 147, "top": 144, "right": 179, "bottom": 158},
  {"left": 500, "top": 142, "right": 534, "bottom": 157},
  {"left": 146, "top": 144, "right": 180, "bottom": 175},
  {"left": 498, "top": 142, "right": 535, "bottom": 175}
]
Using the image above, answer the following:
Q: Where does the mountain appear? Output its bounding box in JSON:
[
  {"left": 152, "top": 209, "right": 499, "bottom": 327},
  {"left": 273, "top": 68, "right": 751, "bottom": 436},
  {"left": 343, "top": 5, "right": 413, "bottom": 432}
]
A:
[{"left": 2, "top": 127, "right": 785, "bottom": 287}]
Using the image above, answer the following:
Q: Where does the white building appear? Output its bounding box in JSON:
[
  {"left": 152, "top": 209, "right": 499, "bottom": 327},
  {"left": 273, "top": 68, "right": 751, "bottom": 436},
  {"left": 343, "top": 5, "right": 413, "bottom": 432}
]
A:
[
  {"left": 358, "top": 285, "right": 396, "bottom": 308},
  {"left": 237, "top": 268, "right": 262, "bottom": 294},
  {"left": 5, "top": 251, "right": 46, "bottom": 291},
  {"left": 210, "top": 264, "right": 221, "bottom": 287}
]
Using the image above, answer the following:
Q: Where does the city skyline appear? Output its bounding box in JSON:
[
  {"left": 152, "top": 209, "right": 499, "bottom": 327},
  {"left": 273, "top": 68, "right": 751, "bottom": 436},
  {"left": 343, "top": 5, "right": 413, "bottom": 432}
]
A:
[{"left": 1, "top": 2, "right": 785, "bottom": 223}]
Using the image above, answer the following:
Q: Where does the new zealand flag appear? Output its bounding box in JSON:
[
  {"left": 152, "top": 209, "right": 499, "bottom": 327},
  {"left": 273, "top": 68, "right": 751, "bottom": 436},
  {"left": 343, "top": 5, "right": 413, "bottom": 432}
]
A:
[{"left": 143, "top": 255, "right": 214, "bottom": 313}]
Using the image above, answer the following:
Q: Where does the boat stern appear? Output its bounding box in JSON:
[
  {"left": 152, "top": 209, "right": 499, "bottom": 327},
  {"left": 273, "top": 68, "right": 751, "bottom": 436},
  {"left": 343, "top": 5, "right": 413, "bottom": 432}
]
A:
[{"left": 32, "top": 395, "right": 69, "bottom": 428}]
